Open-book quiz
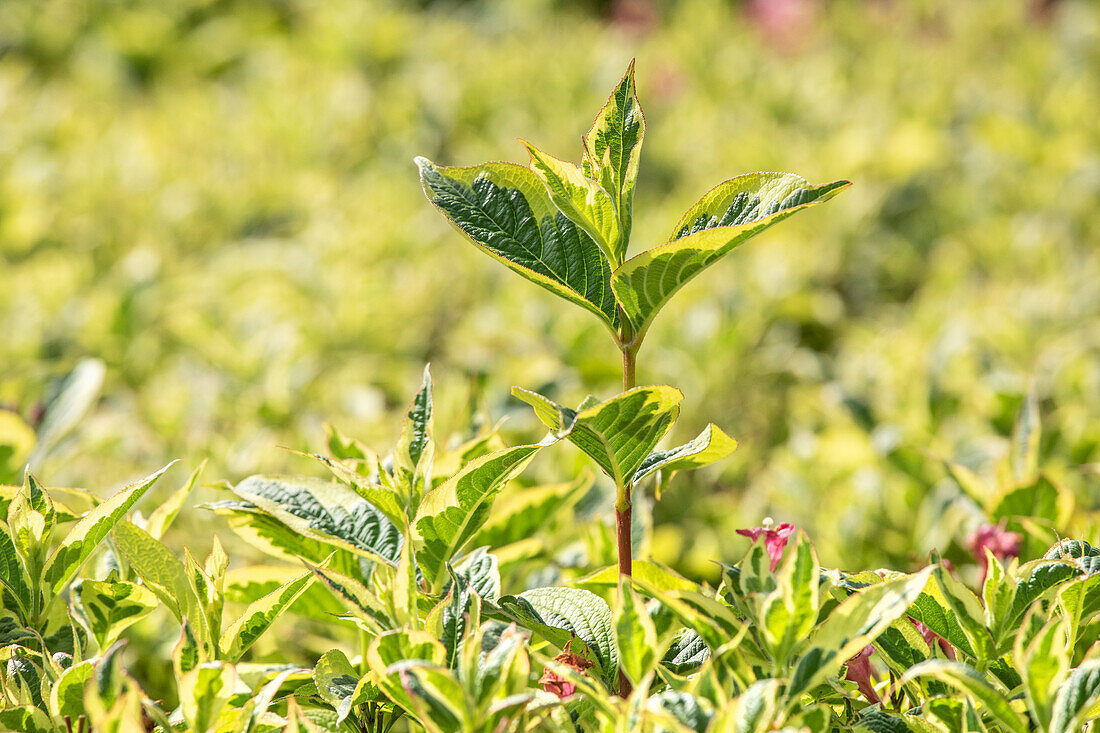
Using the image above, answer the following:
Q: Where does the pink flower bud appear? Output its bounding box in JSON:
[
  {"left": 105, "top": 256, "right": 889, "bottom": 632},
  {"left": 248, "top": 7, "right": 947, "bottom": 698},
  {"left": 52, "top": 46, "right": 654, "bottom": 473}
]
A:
[
  {"left": 843, "top": 645, "right": 880, "bottom": 703},
  {"left": 911, "top": 618, "right": 957, "bottom": 660}
]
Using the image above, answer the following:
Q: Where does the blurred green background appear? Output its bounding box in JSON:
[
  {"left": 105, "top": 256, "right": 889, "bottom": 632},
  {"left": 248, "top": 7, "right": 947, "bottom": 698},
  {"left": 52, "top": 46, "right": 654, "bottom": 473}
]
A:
[{"left": 2, "top": 0, "right": 1098, "bottom": 579}]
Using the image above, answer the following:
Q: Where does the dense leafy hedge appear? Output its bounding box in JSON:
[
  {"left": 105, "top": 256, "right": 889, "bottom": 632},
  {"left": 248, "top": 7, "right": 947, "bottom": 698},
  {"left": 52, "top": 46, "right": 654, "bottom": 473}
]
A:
[
  {"left": 3, "top": 50, "right": 1100, "bottom": 731},
  {"left": 4, "top": 374, "right": 1100, "bottom": 730}
]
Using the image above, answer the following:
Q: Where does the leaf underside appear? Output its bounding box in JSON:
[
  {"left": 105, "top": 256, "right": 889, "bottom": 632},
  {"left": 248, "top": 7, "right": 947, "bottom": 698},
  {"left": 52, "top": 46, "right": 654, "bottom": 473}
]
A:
[{"left": 612, "top": 174, "right": 849, "bottom": 335}]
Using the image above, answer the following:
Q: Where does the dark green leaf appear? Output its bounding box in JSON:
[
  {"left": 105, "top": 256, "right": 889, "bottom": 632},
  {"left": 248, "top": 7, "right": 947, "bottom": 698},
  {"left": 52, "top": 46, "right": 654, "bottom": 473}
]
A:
[
  {"left": 417, "top": 157, "right": 618, "bottom": 331},
  {"left": 1049, "top": 659, "right": 1100, "bottom": 733},
  {"left": 496, "top": 586, "right": 617, "bottom": 685},
  {"left": 231, "top": 475, "right": 402, "bottom": 564},
  {"left": 662, "top": 630, "right": 709, "bottom": 674}
]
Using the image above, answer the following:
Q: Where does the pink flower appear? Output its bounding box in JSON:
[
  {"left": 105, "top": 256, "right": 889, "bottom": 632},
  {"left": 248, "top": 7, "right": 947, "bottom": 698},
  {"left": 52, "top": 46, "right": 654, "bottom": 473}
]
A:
[
  {"left": 736, "top": 520, "right": 796, "bottom": 571},
  {"left": 967, "top": 522, "right": 1023, "bottom": 585},
  {"left": 911, "top": 619, "right": 957, "bottom": 661},
  {"left": 844, "top": 645, "right": 880, "bottom": 703},
  {"left": 608, "top": 0, "right": 658, "bottom": 37},
  {"left": 744, "top": 0, "right": 817, "bottom": 52}
]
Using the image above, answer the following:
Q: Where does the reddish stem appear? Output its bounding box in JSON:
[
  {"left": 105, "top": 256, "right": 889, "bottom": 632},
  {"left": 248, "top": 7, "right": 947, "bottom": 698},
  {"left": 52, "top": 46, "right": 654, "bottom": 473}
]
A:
[
  {"left": 617, "top": 504, "right": 634, "bottom": 697},
  {"left": 616, "top": 503, "right": 632, "bottom": 577}
]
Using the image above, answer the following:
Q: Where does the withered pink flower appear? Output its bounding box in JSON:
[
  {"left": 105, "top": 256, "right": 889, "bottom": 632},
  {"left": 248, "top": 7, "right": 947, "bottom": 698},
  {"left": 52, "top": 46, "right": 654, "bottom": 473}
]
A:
[
  {"left": 538, "top": 668, "right": 575, "bottom": 698},
  {"left": 539, "top": 644, "right": 594, "bottom": 699},
  {"left": 736, "top": 520, "right": 796, "bottom": 571},
  {"left": 911, "top": 618, "right": 957, "bottom": 661},
  {"left": 843, "top": 645, "right": 880, "bottom": 703},
  {"left": 968, "top": 522, "right": 1023, "bottom": 585}
]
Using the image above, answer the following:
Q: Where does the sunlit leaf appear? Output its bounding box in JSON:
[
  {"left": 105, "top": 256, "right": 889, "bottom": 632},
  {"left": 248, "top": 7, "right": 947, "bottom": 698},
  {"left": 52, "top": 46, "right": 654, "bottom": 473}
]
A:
[
  {"left": 219, "top": 570, "right": 314, "bottom": 661},
  {"left": 615, "top": 578, "right": 658, "bottom": 685},
  {"left": 759, "top": 534, "right": 818, "bottom": 665},
  {"left": 145, "top": 460, "right": 205, "bottom": 540},
  {"left": 43, "top": 461, "right": 175, "bottom": 595},
  {"left": 313, "top": 649, "right": 364, "bottom": 724},
  {"left": 415, "top": 438, "right": 553, "bottom": 587},
  {"left": 632, "top": 423, "right": 737, "bottom": 498},
  {"left": 1049, "top": 659, "right": 1100, "bottom": 733},
  {"left": 230, "top": 475, "right": 402, "bottom": 565},
  {"left": 582, "top": 59, "right": 644, "bottom": 255},
  {"left": 513, "top": 385, "right": 681, "bottom": 487},
  {"left": 612, "top": 174, "right": 848, "bottom": 336},
  {"left": 788, "top": 567, "right": 932, "bottom": 703},
  {"left": 78, "top": 578, "right": 158, "bottom": 649},
  {"left": 524, "top": 140, "right": 621, "bottom": 264},
  {"left": 496, "top": 586, "right": 617, "bottom": 685},
  {"left": 417, "top": 157, "right": 618, "bottom": 331},
  {"left": 895, "top": 660, "right": 1028, "bottom": 733},
  {"left": 179, "top": 661, "right": 237, "bottom": 733},
  {"left": 1014, "top": 611, "right": 1068, "bottom": 730}
]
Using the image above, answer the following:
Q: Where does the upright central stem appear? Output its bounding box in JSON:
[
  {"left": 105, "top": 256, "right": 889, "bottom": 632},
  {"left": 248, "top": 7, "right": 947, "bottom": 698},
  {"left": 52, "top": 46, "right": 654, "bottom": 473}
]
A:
[
  {"left": 617, "top": 317, "right": 638, "bottom": 579},
  {"left": 622, "top": 346, "right": 636, "bottom": 394},
  {"left": 616, "top": 501, "right": 632, "bottom": 577}
]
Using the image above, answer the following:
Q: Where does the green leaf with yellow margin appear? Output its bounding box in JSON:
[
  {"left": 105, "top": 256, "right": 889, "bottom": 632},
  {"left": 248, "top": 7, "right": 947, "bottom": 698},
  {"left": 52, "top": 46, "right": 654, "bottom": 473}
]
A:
[
  {"left": 615, "top": 578, "right": 658, "bottom": 685},
  {"left": 513, "top": 385, "right": 681, "bottom": 487},
  {"left": 145, "top": 460, "right": 205, "bottom": 540},
  {"left": 78, "top": 578, "right": 158, "bottom": 649},
  {"left": 573, "top": 559, "right": 698, "bottom": 594},
  {"left": 612, "top": 174, "right": 849, "bottom": 336},
  {"left": 787, "top": 567, "right": 932, "bottom": 705},
  {"left": 633, "top": 423, "right": 737, "bottom": 499},
  {"left": 1014, "top": 611, "right": 1069, "bottom": 730},
  {"left": 48, "top": 659, "right": 94, "bottom": 720},
  {"left": 524, "top": 141, "right": 621, "bottom": 264},
  {"left": 415, "top": 436, "right": 556, "bottom": 588},
  {"left": 1049, "top": 659, "right": 1100, "bottom": 733},
  {"left": 582, "top": 60, "right": 644, "bottom": 255},
  {"left": 219, "top": 570, "right": 314, "bottom": 661},
  {"left": 759, "top": 533, "right": 819, "bottom": 665},
  {"left": 495, "top": 586, "right": 617, "bottom": 685},
  {"left": 895, "top": 660, "right": 1028, "bottom": 733},
  {"left": 178, "top": 661, "right": 237, "bottom": 733},
  {"left": 229, "top": 475, "right": 402, "bottom": 565},
  {"left": 313, "top": 648, "right": 366, "bottom": 724},
  {"left": 42, "top": 461, "right": 175, "bottom": 596},
  {"left": 393, "top": 365, "right": 434, "bottom": 499},
  {"left": 112, "top": 520, "right": 209, "bottom": 643},
  {"left": 417, "top": 157, "right": 618, "bottom": 332}
]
